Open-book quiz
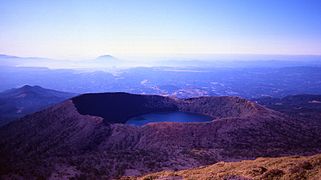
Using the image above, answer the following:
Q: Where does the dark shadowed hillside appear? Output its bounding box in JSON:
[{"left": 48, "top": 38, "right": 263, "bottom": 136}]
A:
[
  {"left": 0, "top": 85, "right": 76, "bottom": 126},
  {"left": 73, "top": 93, "right": 177, "bottom": 123},
  {"left": 0, "top": 93, "right": 321, "bottom": 179}
]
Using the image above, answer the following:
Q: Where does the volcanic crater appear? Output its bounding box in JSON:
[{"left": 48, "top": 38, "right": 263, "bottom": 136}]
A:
[
  {"left": 72, "top": 92, "right": 264, "bottom": 125},
  {"left": 1, "top": 93, "right": 321, "bottom": 179}
]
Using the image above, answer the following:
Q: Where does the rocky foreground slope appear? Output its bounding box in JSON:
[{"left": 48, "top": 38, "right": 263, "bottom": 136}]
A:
[
  {"left": 0, "top": 93, "right": 321, "bottom": 179},
  {"left": 126, "top": 153, "right": 321, "bottom": 180}
]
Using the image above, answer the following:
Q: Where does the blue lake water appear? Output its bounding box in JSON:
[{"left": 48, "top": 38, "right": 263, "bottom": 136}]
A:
[{"left": 126, "top": 111, "right": 212, "bottom": 126}]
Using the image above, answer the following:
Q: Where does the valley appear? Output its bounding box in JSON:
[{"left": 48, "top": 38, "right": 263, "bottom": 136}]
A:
[
  {"left": 1, "top": 65, "right": 321, "bottom": 99},
  {"left": 2, "top": 0, "right": 321, "bottom": 179}
]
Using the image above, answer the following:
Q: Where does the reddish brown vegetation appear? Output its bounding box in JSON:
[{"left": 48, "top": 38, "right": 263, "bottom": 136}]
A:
[
  {"left": 127, "top": 154, "right": 321, "bottom": 180},
  {"left": 1, "top": 93, "right": 321, "bottom": 179}
]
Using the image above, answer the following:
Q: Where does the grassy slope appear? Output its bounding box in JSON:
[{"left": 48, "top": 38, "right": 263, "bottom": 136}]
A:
[{"left": 125, "top": 153, "right": 321, "bottom": 180}]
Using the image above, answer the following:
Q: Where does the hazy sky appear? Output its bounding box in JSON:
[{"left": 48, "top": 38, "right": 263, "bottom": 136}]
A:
[{"left": 1, "top": 0, "right": 321, "bottom": 59}]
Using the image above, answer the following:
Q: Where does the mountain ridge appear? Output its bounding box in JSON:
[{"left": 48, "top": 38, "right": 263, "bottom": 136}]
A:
[{"left": 1, "top": 93, "right": 321, "bottom": 178}]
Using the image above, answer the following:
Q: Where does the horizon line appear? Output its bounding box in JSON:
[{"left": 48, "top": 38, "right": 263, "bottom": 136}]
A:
[{"left": 2, "top": 52, "right": 321, "bottom": 61}]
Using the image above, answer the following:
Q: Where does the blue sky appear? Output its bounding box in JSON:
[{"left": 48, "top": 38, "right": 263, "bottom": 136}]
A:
[{"left": 1, "top": 0, "right": 321, "bottom": 59}]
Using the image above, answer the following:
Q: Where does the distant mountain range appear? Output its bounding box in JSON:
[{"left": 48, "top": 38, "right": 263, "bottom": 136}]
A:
[
  {"left": 0, "top": 53, "right": 122, "bottom": 69},
  {"left": 2, "top": 53, "right": 321, "bottom": 70},
  {"left": 0, "top": 54, "right": 19, "bottom": 59},
  {"left": 2, "top": 65, "right": 321, "bottom": 98},
  {"left": 0, "top": 54, "right": 54, "bottom": 67},
  {"left": 1, "top": 92, "right": 321, "bottom": 178},
  {"left": 0, "top": 85, "right": 76, "bottom": 126}
]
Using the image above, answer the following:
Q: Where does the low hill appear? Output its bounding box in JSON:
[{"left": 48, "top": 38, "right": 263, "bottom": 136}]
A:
[
  {"left": 93, "top": 54, "right": 120, "bottom": 65},
  {"left": 0, "top": 85, "right": 76, "bottom": 126}
]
